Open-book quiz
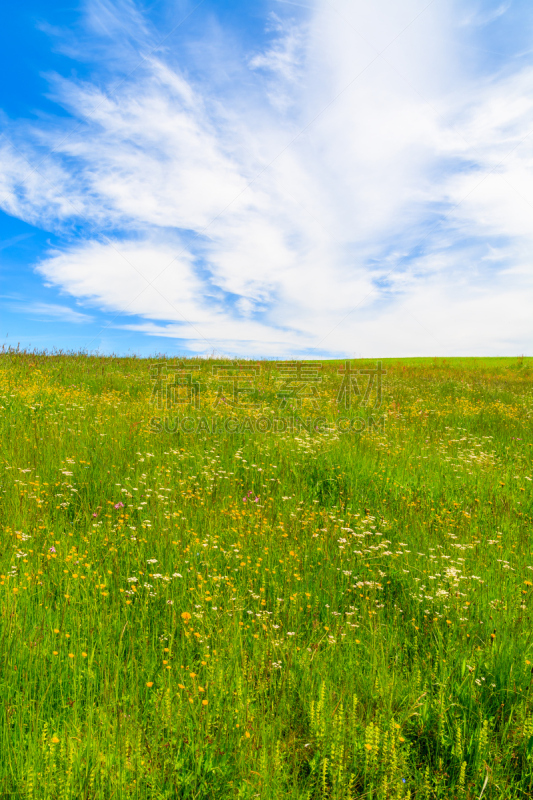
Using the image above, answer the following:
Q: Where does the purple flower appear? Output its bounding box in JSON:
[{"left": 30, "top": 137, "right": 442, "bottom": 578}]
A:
[
  {"left": 49, "top": 547, "right": 56, "bottom": 553},
  {"left": 114, "top": 502, "right": 125, "bottom": 509}
]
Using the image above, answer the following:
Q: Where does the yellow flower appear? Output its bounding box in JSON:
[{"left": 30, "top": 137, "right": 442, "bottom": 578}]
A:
[
  {"left": 202, "top": 699, "right": 208, "bottom": 706},
  {"left": 146, "top": 682, "right": 154, "bottom": 688},
  {"left": 82, "top": 652, "right": 87, "bottom": 658},
  {"left": 245, "top": 731, "right": 250, "bottom": 739},
  {"left": 51, "top": 737, "right": 60, "bottom": 744},
  {"left": 365, "top": 744, "right": 372, "bottom": 751},
  {"left": 53, "top": 651, "right": 58, "bottom": 655},
  {"left": 526, "top": 660, "right": 531, "bottom": 665}
]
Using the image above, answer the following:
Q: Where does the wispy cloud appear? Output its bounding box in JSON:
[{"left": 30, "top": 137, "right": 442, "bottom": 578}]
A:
[
  {"left": 0, "top": 232, "right": 35, "bottom": 251},
  {"left": 1, "top": 0, "right": 533, "bottom": 356},
  {"left": 7, "top": 302, "right": 94, "bottom": 324}
]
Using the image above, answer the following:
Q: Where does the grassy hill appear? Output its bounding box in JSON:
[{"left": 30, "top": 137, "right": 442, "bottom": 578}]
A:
[{"left": 0, "top": 350, "right": 531, "bottom": 798}]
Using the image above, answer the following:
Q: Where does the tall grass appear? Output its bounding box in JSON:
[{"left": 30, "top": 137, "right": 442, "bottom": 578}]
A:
[{"left": 0, "top": 349, "right": 532, "bottom": 798}]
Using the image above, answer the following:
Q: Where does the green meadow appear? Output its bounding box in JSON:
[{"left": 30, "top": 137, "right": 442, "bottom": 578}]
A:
[{"left": 1, "top": 351, "right": 532, "bottom": 799}]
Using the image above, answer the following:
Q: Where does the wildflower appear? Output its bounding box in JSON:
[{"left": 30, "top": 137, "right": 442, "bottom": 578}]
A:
[
  {"left": 49, "top": 547, "right": 56, "bottom": 553},
  {"left": 51, "top": 737, "right": 60, "bottom": 744},
  {"left": 114, "top": 502, "right": 124, "bottom": 509},
  {"left": 146, "top": 682, "right": 154, "bottom": 688}
]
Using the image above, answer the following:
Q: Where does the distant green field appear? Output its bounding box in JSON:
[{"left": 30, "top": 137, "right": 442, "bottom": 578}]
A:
[{"left": 0, "top": 350, "right": 532, "bottom": 799}]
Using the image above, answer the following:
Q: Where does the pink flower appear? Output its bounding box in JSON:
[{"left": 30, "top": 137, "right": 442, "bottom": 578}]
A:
[
  {"left": 114, "top": 502, "right": 125, "bottom": 509},
  {"left": 92, "top": 513, "right": 98, "bottom": 517}
]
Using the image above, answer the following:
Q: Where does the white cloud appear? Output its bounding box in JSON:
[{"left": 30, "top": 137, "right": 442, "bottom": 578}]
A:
[
  {"left": 9, "top": 302, "right": 94, "bottom": 324},
  {"left": 1, "top": 0, "right": 533, "bottom": 355}
]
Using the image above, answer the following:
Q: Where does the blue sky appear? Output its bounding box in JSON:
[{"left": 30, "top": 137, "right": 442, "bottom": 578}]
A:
[{"left": 1, "top": 0, "right": 533, "bottom": 358}]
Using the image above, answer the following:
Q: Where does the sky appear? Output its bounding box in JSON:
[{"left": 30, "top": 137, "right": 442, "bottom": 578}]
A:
[{"left": 1, "top": 0, "right": 533, "bottom": 359}]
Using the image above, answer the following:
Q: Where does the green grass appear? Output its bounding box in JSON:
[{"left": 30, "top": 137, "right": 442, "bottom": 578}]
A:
[{"left": 0, "top": 349, "right": 532, "bottom": 799}]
